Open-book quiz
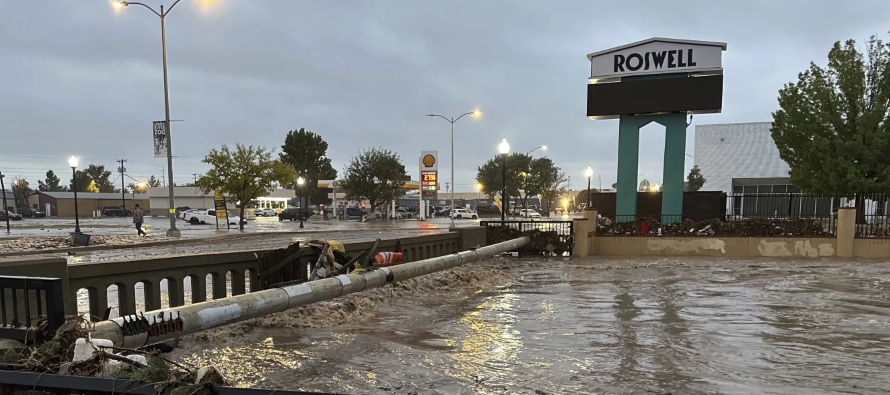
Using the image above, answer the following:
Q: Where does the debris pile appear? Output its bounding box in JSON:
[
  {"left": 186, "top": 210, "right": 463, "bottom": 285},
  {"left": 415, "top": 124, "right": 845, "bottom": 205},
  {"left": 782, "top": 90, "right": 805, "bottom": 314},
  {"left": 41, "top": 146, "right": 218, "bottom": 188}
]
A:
[
  {"left": 0, "top": 316, "right": 228, "bottom": 395},
  {"left": 0, "top": 234, "right": 163, "bottom": 253},
  {"left": 485, "top": 225, "right": 571, "bottom": 255},
  {"left": 597, "top": 217, "right": 832, "bottom": 237}
]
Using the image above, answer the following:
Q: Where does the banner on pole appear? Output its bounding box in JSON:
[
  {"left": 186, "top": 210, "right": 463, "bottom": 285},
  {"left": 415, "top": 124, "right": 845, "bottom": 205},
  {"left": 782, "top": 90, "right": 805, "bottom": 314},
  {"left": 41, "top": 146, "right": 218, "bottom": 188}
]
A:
[{"left": 153, "top": 121, "right": 167, "bottom": 158}]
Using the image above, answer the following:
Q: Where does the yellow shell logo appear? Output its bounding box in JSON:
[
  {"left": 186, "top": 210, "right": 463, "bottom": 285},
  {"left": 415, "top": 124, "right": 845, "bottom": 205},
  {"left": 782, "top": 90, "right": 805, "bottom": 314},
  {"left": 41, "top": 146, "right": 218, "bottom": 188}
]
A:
[
  {"left": 331, "top": 181, "right": 339, "bottom": 188},
  {"left": 422, "top": 154, "right": 436, "bottom": 168}
]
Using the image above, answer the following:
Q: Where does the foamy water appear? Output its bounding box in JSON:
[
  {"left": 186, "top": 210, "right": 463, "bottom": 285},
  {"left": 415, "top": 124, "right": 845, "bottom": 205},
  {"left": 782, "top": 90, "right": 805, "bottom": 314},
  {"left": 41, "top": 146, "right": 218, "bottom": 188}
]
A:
[{"left": 171, "top": 257, "right": 890, "bottom": 395}]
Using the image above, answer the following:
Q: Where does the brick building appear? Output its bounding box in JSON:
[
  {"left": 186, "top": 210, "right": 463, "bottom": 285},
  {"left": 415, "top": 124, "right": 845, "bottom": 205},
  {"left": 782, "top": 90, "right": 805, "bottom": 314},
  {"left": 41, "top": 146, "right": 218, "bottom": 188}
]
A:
[{"left": 28, "top": 192, "right": 150, "bottom": 218}]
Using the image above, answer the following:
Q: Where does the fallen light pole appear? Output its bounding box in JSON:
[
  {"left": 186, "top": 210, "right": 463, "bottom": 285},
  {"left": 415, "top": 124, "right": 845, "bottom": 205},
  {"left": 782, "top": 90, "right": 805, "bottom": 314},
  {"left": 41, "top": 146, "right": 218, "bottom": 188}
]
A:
[{"left": 91, "top": 237, "right": 530, "bottom": 349}]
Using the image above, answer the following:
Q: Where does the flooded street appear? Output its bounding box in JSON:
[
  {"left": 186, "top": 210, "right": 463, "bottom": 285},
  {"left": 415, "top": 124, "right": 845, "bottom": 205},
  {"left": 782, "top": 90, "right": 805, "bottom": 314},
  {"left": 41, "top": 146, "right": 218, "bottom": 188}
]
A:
[{"left": 176, "top": 257, "right": 890, "bottom": 395}]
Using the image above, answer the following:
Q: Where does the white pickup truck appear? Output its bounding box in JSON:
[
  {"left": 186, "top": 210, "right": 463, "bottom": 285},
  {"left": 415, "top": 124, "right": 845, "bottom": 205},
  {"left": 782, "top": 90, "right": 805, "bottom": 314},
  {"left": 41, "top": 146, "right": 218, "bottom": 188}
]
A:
[{"left": 185, "top": 209, "right": 244, "bottom": 225}]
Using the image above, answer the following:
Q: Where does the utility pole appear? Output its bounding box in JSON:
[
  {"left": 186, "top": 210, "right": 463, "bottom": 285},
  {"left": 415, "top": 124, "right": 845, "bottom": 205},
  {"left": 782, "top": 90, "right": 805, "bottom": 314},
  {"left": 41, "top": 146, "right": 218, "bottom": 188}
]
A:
[
  {"left": 192, "top": 173, "right": 198, "bottom": 185},
  {"left": 161, "top": 167, "right": 166, "bottom": 187},
  {"left": 117, "top": 159, "right": 127, "bottom": 209}
]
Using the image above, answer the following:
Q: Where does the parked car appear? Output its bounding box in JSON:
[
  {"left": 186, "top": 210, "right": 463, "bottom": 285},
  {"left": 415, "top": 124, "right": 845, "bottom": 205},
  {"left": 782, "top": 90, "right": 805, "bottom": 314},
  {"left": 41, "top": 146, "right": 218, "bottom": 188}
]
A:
[
  {"left": 278, "top": 207, "right": 312, "bottom": 221},
  {"left": 185, "top": 209, "right": 244, "bottom": 225},
  {"left": 450, "top": 208, "right": 478, "bottom": 219},
  {"left": 394, "top": 208, "right": 414, "bottom": 219},
  {"left": 519, "top": 209, "right": 542, "bottom": 218},
  {"left": 102, "top": 206, "right": 132, "bottom": 217},
  {"left": 343, "top": 207, "right": 366, "bottom": 220},
  {"left": 254, "top": 208, "right": 278, "bottom": 217},
  {"left": 17, "top": 206, "right": 46, "bottom": 218},
  {"left": 0, "top": 210, "right": 23, "bottom": 221}
]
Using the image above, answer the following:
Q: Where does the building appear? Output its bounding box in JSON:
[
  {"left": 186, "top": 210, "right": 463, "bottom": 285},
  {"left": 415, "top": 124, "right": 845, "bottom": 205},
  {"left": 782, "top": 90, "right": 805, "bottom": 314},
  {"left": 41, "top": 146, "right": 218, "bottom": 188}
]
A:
[
  {"left": 693, "top": 122, "right": 848, "bottom": 218},
  {"left": 1, "top": 189, "right": 12, "bottom": 211},
  {"left": 695, "top": 122, "right": 799, "bottom": 194},
  {"left": 27, "top": 191, "right": 150, "bottom": 218}
]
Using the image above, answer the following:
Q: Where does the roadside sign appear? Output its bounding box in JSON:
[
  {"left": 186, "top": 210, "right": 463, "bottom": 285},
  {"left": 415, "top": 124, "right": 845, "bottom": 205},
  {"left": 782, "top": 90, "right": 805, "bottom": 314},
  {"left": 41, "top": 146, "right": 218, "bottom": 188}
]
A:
[{"left": 213, "top": 191, "right": 229, "bottom": 229}]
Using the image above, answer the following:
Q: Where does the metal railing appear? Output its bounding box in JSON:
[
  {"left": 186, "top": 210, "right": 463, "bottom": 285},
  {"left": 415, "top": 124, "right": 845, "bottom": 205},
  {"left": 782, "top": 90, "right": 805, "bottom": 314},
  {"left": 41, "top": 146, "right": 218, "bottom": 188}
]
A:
[
  {"left": 480, "top": 220, "right": 574, "bottom": 256},
  {"left": 0, "top": 276, "right": 65, "bottom": 343}
]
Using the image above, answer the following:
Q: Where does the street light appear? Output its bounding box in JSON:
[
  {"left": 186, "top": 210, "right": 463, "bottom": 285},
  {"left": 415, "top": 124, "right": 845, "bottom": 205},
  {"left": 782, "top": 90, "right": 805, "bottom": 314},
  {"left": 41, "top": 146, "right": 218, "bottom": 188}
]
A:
[
  {"left": 0, "top": 172, "right": 8, "bottom": 234},
  {"left": 426, "top": 109, "right": 481, "bottom": 228},
  {"left": 585, "top": 166, "right": 594, "bottom": 210},
  {"left": 522, "top": 145, "right": 547, "bottom": 211},
  {"left": 113, "top": 0, "right": 192, "bottom": 238},
  {"left": 498, "top": 138, "right": 510, "bottom": 221},
  {"left": 68, "top": 156, "right": 82, "bottom": 235},
  {"left": 475, "top": 182, "right": 483, "bottom": 200},
  {"left": 297, "top": 176, "right": 305, "bottom": 229}
]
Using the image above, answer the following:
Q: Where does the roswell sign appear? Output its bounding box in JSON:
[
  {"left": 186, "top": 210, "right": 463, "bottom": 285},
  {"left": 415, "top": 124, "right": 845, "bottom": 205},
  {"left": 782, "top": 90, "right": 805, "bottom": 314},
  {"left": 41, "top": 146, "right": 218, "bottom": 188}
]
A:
[{"left": 587, "top": 37, "right": 726, "bottom": 81}]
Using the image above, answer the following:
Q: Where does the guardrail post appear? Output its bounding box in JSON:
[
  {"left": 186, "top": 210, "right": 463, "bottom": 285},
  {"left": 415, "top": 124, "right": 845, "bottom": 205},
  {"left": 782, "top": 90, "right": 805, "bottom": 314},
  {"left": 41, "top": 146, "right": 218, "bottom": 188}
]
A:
[{"left": 837, "top": 207, "right": 856, "bottom": 257}]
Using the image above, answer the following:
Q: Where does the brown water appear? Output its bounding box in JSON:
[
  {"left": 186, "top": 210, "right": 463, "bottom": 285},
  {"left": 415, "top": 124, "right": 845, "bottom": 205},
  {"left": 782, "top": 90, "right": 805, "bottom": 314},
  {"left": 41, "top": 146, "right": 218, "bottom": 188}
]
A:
[{"left": 175, "top": 257, "right": 890, "bottom": 395}]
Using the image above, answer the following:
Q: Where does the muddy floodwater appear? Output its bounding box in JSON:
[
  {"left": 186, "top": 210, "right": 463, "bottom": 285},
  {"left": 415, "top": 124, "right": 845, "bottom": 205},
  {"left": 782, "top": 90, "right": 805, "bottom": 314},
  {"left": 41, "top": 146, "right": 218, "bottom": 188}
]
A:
[{"left": 174, "top": 257, "right": 890, "bottom": 395}]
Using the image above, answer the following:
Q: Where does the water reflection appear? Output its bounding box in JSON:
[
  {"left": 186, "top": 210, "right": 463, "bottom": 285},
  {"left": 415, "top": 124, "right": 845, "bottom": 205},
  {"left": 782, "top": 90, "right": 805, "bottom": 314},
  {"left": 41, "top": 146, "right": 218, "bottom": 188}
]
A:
[{"left": 444, "top": 293, "right": 522, "bottom": 393}]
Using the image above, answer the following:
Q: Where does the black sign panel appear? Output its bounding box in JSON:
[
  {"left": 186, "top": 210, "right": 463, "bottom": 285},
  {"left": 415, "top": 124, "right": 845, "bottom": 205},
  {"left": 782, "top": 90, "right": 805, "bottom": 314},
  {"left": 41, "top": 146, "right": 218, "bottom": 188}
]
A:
[{"left": 587, "top": 74, "right": 723, "bottom": 119}]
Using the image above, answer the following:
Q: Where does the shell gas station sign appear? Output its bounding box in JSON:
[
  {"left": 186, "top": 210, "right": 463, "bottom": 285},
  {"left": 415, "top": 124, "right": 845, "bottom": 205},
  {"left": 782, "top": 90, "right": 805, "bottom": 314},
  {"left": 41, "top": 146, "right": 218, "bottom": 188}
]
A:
[{"left": 420, "top": 150, "right": 438, "bottom": 199}]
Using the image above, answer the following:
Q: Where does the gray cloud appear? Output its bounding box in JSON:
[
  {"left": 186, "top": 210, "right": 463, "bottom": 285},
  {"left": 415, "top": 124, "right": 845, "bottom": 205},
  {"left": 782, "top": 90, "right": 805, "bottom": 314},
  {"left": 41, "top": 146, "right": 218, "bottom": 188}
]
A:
[{"left": 2, "top": 0, "right": 888, "bottom": 191}]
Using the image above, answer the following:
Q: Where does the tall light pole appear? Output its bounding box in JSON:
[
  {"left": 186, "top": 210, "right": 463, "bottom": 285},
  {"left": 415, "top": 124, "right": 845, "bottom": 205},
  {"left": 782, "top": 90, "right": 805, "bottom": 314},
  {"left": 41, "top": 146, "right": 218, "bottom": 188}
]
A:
[
  {"left": 68, "top": 156, "right": 82, "bottom": 235},
  {"left": 499, "top": 138, "right": 510, "bottom": 221},
  {"left": 0, "top": 172, "right": 9, "bottom": 234},
  {"left": 297, "top": 176, "right": 305, "bottom": 229},
  {"left": 113, "top": 0, "right": 188, "bottom": 238},
  {"left": 523, "top": 145, "right": 547, "bottom": 211},
  {"left": 426, "top": 110, "right": 481, "bottom": 228},
  {"left": 585, "top": 166, "right": 594, "bottom": 210}
]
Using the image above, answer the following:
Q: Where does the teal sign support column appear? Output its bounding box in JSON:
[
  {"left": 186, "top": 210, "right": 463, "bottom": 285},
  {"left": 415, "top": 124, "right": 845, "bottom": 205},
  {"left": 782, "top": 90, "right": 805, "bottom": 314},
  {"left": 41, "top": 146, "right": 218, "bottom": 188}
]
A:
[{"left": 616, "top": 112, "right": 688, "bottom": 223}]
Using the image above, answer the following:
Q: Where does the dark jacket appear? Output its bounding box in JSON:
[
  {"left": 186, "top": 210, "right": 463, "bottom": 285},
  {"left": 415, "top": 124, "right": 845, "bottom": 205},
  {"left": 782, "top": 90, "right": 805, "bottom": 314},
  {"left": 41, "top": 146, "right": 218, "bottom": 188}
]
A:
[{"left": 133, "top": 208, "right": 144, "bottom": 223}]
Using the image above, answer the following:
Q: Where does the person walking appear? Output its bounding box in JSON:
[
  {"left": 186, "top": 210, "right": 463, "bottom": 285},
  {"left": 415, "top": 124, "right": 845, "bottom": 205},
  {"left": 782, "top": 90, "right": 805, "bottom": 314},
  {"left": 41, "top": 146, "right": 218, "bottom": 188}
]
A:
[{"left": 133, "top": 204, "right": 146, "bottom": 236}]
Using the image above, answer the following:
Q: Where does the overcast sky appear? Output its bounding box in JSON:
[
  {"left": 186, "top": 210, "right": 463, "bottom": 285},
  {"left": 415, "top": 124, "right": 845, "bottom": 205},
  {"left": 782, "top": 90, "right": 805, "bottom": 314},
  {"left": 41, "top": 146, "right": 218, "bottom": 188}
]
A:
[{"left": 2, "top": 0, "right": 888, "bottom": 193}]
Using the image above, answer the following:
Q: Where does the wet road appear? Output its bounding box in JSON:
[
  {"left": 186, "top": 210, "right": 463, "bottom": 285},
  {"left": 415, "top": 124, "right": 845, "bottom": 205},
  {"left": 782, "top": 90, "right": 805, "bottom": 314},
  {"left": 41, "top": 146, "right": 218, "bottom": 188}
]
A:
[{"left": 177, "top": 257, "right": 890, "bottom": 395}]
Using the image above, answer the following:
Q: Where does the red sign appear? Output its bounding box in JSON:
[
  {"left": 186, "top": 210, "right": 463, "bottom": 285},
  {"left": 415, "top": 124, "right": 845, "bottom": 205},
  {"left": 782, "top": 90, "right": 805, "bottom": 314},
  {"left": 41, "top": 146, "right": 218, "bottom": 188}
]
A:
[{"left": 421, "top": 171, "right": 438, "bottom": 198}]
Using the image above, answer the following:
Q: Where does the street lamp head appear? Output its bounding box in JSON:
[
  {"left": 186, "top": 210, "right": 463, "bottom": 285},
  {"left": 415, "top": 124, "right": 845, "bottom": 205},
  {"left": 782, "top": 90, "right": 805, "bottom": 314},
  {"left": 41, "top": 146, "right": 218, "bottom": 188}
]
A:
[
  {"left": 541, "top": 145, "right": 548, "bottom": 151},
  {"left": 475, "top": 182, "right": 483, "bottom": 191},
  {"left": 112, "top": 1, "right": 127, "bottom": 9},
  {"left": 297, "top": 176, "right": 305, "bottom": 186},
  {"left": 498, "top": 138, "right": 510, "bottom": 154},
  {"left": 585, "top": 166, "right": 594, "bottom": 178},
  {"left": 68, "top": 156, "right": 79, "bottom": 169},
  {"left": 471, "top": 109, "right": 482, "bottom": 117}
]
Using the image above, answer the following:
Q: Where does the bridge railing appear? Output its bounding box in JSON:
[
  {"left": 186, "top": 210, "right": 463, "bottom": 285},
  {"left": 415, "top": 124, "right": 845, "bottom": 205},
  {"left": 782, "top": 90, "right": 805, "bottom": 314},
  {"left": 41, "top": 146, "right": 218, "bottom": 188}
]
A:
[{"left": 0, "top": 275, "right": 65, "bottom": 343}]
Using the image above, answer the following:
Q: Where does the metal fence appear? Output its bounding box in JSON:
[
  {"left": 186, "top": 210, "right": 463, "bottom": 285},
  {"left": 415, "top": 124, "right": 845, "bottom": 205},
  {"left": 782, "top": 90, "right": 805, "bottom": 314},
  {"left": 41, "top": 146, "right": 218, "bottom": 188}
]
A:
[
  {"left": 0, "top": 275, "right": 65, "bottom": 343},
  {"left": 480, "top": 220, "right": 574, "bottom": 256},
  {"left": 0, "top": 370, "right": 342, "bottom": 394},
  {"left": 594, "top": 193, "right": 889, "bottom": 238}
]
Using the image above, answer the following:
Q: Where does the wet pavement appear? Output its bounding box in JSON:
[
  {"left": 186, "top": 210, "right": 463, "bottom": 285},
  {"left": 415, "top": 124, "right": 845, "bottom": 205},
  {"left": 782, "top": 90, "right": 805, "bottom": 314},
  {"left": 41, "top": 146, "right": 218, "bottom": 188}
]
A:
[{"left": 175, "top": 256, "right": 890, "bottom": 395}]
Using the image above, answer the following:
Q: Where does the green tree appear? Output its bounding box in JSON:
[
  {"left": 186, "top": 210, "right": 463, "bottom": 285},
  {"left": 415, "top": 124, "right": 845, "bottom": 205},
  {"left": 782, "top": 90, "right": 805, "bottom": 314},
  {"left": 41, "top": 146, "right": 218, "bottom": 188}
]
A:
[
  {"left": 771, "top": 34, "right": 890, "bottom": 195},
  {"left": 196, "top": 144, "right": 297, "bottom": 230},
  {"left": 38, "top": 170, "right": 67, "bottom": 192},
  {"left": 11, "top": 178, "right": 32, "bottom": 208},
  {"left": 475, "top": 153, "right": 531, "bottom": 206},
  {"left": 69, "top": 170, "right": 93, "bottom": 192},
  {"left": 279, "top": 128, "right": 338, "bottom": 204},
  {"left": 685, "top": 165, "right": 707, "bottom": 192},
  {"left": 84, "top": 165, "right": 115, "bottom": 193},
  {"left": 339, "top": 148, "right": 409, "bottom": 212}
]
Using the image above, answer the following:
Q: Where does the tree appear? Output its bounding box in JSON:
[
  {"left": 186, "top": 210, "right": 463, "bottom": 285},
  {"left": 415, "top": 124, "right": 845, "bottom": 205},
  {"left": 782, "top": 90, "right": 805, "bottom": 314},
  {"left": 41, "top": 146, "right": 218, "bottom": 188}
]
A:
[
  {"left": 38, "top": 170, "right": 67, "bottom": 192},
  {"left": 196, "top": 144, "right": 297, "bottom": 230},
  {"left": 540, "top": 171, "right": 570, "bottom": 216},
  {"left": 475, "top": 153, "right": 532, "bottom": 204},
  {"left": 339, "top": 148, "right": 409, "bottom": 212},
  {"left": 128, "top": 175, "right": 160, "bottom": 194},
  {"left": 11, "top": 178, "right": 32, "bottom": 208},
  {"left": 84, "top": 165, "right": 115, "bottom": 193},
  {"left": 685, "top": 165, "right": 707, "bottom": 191},
  {"left": 69, "top": 170, "right": 92, "bottom": 192},
  {"left": 771, "top": 34, "right": 890, "bottom": 195},
  {"left": 279, "top": 128, "right": 338, "bottom": 204}
]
